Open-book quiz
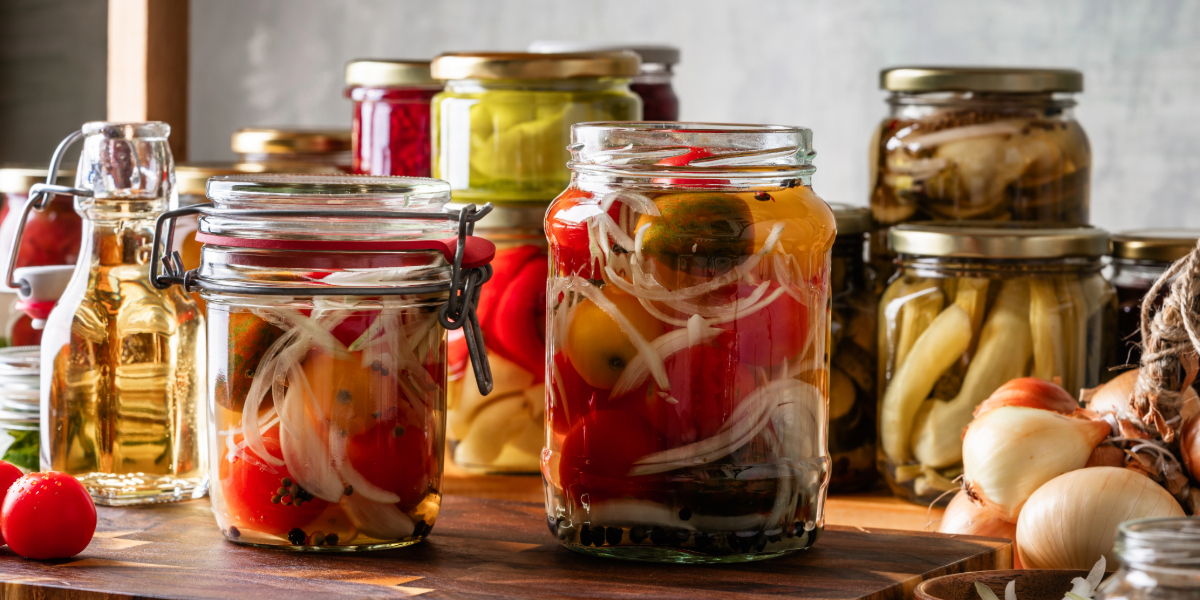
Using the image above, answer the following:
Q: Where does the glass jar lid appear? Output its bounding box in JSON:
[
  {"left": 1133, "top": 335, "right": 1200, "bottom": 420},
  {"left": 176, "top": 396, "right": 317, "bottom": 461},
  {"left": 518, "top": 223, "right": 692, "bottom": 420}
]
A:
[
  {"left": 830, "top": 203, "right": 870, "bottom": 236},
  {"left": 231, "top": 128, "right": 352, "bottom": 155},
  {"left": 1112, "top": 229, "right": 1200, "bottom": 263},
  {"left": 430, "top": 51, "right": 640, "bottom": 80},
  {"left": 888, "top": 222, "right": 1110, "bottom": 259},
  {"left": 882, "top": 66, "right": 1083, "bottom": 93},
  {"left": 527, "top": 42, "right": 679, "bottom": 67},
  {"left": 0, "top": 165, "right": 76, "bottom": 194},
  {"left": 345, "top": 59, "right": 438, "bottom": 87}
]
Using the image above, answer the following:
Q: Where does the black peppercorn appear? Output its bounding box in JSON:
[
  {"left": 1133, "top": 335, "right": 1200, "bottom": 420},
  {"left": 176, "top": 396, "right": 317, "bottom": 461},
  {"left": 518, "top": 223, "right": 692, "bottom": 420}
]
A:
[
  {"left": 228, "top": 526, "right": 240, "bottom": 540},
  {"left": 650, "top": 526, "right": 667, "bottom": 545},
  {"left": 754, "top": 191, "right": 772, "bottom": 201},
  {"left": 605, "top": 526, "right": 622, "bottom": 546},
  {"left": 287, "top": 528, "right": 306, "bottom": 545},
  {"left": 629, "top": 526, "right": 647, "bottom": 544},
  {"left": 678, "top": 507, "right": 692, "bottom": 521}
]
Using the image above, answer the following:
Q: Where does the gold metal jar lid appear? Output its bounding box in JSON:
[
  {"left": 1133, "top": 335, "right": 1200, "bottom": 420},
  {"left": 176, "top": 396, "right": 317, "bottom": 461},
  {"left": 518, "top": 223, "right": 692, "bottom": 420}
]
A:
[
  {"left": 231, "top": 128, "right": 352, "bottom": 155},
  {"left": 0, "top": 165, "right": 75, "bottom": 194},
  {"left": 830, "top": 203, "right": 870, "bottom": 236},
  {"left": 175, "top": 163, "right": 257, "bottom": 197},
  {"left": 882, "top": 67, "right": 1083, "bottom": 93},
  {"left": 1112, "top": 229, "right": 1200, "bottom": 263},
  {"left": 889, "top": 222, "right": 1109, "bottom": 259},
  {"left": 430, "top": 51, "right": 640, "bottom": 80},
  {"left": 345, "top": 59, "right": 438, "bottom": 87}
]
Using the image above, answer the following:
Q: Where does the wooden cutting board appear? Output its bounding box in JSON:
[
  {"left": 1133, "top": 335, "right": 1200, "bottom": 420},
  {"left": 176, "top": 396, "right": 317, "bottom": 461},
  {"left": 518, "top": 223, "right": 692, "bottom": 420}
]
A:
[{"left": 0, "top": 495, "right": 1008, "bottom": 600}]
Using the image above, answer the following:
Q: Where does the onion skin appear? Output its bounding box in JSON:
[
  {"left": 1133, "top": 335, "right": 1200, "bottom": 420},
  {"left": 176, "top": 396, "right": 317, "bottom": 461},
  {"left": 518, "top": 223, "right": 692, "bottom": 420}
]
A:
[
  {"left": 1016, "top": 467, "right": 1184, "bottom": 570},
  {"left": 973, "top": 377, "right": 1079, "bottom": 419},
  {"left": 963, "top": 406, "right": 1110, "bottom": 521},
  {"left": 1085, "top": 369, "right": 1137, "bottom": 417},
  {"left": 1182, "top": 413, "right": 1200, "bottom": 481},
  {"left": 1084, "top": 444, "right": 1125, "bottom": 469},
  {"left": 938, "top": 491, "right": 1016, "bottom": 540}
]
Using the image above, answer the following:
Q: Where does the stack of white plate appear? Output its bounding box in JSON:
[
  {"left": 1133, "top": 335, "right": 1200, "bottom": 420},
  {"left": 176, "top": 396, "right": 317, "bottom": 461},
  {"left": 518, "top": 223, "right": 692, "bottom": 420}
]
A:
[{"left": 0, "top": 347, "right": 40, "bottom": 432}]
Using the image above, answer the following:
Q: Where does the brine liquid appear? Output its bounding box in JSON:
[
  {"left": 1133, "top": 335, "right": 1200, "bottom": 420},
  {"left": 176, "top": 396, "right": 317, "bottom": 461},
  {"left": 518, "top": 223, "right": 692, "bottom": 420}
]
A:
[{"left": 42, "top": 257, "right": 206, "bottom": 505}]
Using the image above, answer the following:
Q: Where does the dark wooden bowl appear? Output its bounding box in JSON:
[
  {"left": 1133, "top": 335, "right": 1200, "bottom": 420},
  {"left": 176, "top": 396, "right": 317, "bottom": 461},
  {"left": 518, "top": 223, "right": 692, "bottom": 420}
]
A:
[{"left": 916, "top": 570, "right": 1090, "bottom": 600}]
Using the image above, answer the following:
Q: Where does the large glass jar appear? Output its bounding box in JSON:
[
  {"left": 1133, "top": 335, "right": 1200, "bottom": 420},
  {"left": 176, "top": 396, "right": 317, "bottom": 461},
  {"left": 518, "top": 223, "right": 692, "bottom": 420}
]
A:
[
  {"left": 544, "top": 122, "right": 835, "bottom": 563},
  {"left": 430, "top": 51, "right": 642, "bottom": 204},
  {"left": 528, "top": 42, "right": 680, "bottom": 121},
  {"left": 1108, "top": 230, "right": 1200, "bottom": 371},
  {"left": 154, "top": 174, "right": 495, "bottom": 551},
  {"left": 1096, "top": 517, "right": 1200, "bottom": 600},
  {"left": 0, "top": 166, "right": 83, "bottom": 347},
  {"left": 878, "top": 222, "right": 1114, "bottom": 505},
  {"left": 345, "top": 60, "right": 442, "bottom": 177},
  {"left": 29, "top": 123, "right": 206, "bottom": 505},
  {"left": 232, "top": 128, "right": 353, "bottom": 173},
  {"left": 827, "top": 204, "right": 878, "bottom": 493},
  {"left": 870, "top": 67, "right": 1091, "bottom": 286},
  {"left": 446, "top": 203, "right": 546, "bottom": 474}
]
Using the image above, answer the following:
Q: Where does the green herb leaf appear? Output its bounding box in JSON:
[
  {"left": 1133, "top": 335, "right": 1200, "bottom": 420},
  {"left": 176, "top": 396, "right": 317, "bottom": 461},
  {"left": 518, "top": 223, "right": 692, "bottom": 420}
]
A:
[{"left": 3, "top": 430, "right": 39, "bottom": 471}]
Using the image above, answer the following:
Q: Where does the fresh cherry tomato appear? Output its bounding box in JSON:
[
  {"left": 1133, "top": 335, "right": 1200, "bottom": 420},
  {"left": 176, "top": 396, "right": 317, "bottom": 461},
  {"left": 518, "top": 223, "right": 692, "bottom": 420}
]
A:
[
  {"left": 718, "top": 283, "right": 810, "bottom": 367},
  {"left": 219, "top": 427, "right": 329, "bottom": 537},
  {"left": 346, "top": 417, "right": 432, "bottom": 512},
  {"left": 0, "top": 461, "right": 23, "bottom": 546},
  {"left": 1, "top": 471, "right": 96, "bottom": 559},
  {"left": 557, "top": 409, "right": 664, "bottom": 503},
  {"left": 628, "top": 336, "right": 756, "bottom": 446}
]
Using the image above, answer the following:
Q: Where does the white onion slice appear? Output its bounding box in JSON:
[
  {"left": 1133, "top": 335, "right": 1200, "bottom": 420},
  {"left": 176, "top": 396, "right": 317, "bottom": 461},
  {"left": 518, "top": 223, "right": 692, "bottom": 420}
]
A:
[
  {"left": 276, "top": 375, "right": 345, "bottom": 503},
  {"left": 610, "top": 326, "right": 724, "bottom": 397},
  {"left": 900, "top": 121, "right": 1024, "bottom": 151},
  {"left": 342, "top": 493, "right": 415, "bottom": 539},
  {"left": 600, "top": 191, "right": 659, "bottom": 217}
]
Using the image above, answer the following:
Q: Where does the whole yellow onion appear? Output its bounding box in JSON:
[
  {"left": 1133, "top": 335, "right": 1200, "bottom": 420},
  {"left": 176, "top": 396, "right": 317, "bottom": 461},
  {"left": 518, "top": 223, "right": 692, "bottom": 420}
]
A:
[{"left": 1016, "top": 467, "right": 1184, "bottom": 569}]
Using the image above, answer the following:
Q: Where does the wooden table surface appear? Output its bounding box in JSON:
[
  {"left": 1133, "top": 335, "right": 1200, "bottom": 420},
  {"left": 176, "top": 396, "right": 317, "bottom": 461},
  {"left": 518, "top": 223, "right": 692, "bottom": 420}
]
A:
[{"left": 0, "top": 473, "right": 997, "bottom": 600}]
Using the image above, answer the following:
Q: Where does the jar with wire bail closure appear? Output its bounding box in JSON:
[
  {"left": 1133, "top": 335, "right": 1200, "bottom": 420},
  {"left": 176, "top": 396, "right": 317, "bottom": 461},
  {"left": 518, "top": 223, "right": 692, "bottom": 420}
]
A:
[
  {"left": 545, "top": 122, "right": 835, "bottom": 563},
  {"left": 878, "top": 222, "right": 1114, "bottom": 505},
  {"left": 151, "top": 174, "right": 496, "bottom": 551}
]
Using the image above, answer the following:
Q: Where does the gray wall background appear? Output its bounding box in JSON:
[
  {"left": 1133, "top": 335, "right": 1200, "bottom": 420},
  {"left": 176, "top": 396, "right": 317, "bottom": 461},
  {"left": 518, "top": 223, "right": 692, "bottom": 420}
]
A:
[{"left": 3, "top": 1, "right": 1197, "bottom": 232}]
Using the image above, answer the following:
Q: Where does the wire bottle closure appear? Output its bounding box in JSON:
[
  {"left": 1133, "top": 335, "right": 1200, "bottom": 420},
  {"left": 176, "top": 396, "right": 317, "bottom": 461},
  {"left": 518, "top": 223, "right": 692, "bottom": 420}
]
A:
[{"left": 150, "top": 201, "right": 498, "bottom": 395}]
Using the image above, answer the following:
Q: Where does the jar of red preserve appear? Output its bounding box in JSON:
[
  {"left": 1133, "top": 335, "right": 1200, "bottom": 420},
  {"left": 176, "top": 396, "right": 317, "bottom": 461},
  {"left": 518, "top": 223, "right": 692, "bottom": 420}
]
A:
[
  {"left": 345, "top": 60, "right": 442, "bottom": 177},
  {"left": 0, "top": 166, "right": 83, "bottom": 347},
  {"left": 152, "top": 174, "right": 497, "bottom": 550},
  {"left": 529, "top": 41, "right": 680, "bottom": 121},
  {"left": 545, "top": 122, "right": 835, "bottom": 563}
]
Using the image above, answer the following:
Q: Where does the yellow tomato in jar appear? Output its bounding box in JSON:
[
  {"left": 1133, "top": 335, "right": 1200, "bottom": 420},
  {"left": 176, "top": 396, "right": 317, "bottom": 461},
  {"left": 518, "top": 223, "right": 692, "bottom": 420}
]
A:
[{"left": 565, "top": 286, "right": 663, "bottom": 390}]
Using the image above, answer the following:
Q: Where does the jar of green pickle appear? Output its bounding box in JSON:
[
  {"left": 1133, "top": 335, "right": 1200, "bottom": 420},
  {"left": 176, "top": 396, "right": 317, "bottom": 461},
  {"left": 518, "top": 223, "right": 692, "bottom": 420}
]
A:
[
  {"left": 828, "top": 204, "right": 877, "bottom": 493},
  {"left": 878, "top": 222, "right": 1113, "bottom": 505},
  {"left": 430, "top": 51, "right": 642, "bottom": 203}
]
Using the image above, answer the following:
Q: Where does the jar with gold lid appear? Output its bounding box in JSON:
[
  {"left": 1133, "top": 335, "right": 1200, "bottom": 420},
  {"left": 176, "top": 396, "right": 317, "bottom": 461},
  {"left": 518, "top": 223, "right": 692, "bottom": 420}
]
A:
[
  {"left": 527, "top": 42, "right": 680, "bottom": 121},
  {"left": 878, "top": 222, "right": 1113, "bottom": 505},
  {"left": 345, "top": 60, "right": 442, "bottom": 177},
  {"left": 870, "top": 67, "right": 1091, "bottom": 286},
  {"left": 1108, "top": 230, "right": 1200, "bottom": 370},
  {"left": 430, "top": 51, "right": 642, "bottom": 204},
  {"left": 232, "top": 128, "right": 352, "bottom": 173}
]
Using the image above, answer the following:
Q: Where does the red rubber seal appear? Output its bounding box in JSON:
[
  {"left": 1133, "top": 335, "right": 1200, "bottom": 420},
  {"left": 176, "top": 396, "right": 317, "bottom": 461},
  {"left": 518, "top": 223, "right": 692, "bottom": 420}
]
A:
[{"left": 194, "top": 233, "right": 496, "bottom": 269}]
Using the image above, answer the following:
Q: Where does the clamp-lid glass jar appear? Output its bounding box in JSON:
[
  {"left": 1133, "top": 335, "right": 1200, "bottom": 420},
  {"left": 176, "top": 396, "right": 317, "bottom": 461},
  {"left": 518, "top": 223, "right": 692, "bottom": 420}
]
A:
[
  {"left": 878, "top": 222, "right": 1114, "bottom": 505},
  {"left": 345, "top": 60, "right": 442, "bottom": 177},
  {"left": 232, "top": 128, "right": 353, "bottom": 173},
  {"left": 828, "top": 204, "right": 878, "bottom": 493},
  {"left": 870, "top": 67, "right": 1091, "bottom": 285},
  {"left": 528, "top": 42, "right": 680, "bottom": 121},
  {"left": 446, "top": 202, "right": 546, "bottom": 474},
  {"left": 545, "top": 122, "right": 835, "bottom": 563},
  {"left": 1108, "top": 230, "right": 1200, "bottom": 370},
  {"left": 430, "top": 51, "right": 642, "bottom": 204},
  {"left": 152, "top": 174, "right": 496, "bottom": 551}
]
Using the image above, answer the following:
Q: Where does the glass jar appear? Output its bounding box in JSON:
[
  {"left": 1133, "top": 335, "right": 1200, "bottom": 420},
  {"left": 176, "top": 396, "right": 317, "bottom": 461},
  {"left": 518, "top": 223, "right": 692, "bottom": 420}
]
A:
[
  {"left": 0, "top": 346, "right": 41, "bottom": 472},
  {"left": 878, "top": 222, "right": 1114, "bottom": 505},
  {"left": 870, "top": 67, "right": 1091, "bottom": 287},
  {"left": 827, "top": 204, "right": 878, "bottom": 493},
  {"left": 1108, "top": 230, "right": 1200, "bottom": 371},
  {"left": 446, "top": 203, "right": 546, "bottom": 473},
  {"left": 430, "top": 51, "right": 642, "bottom": 204},
  {"left": 345, "top": 60, "right": 442, "bottom": 177},
  {"left": 0, "top": 166, "right": 83, "bottom": 346},
  {"left": 528, "top": 42, "right": 680, "bottom": 120},
  {"left": 1096, "top": 517, "right": 1200, "bottom": 600},
  {"left": 232, "top": 128, "right": 353, "bottom": 173},
  {"left": 544, "top": 122, "right": 835, "bottom": 563},
  {"left": 17, "top": 123, "right": 206, "bottom": 505},
  {"left": 173, "top": 164, "right": 252, "bottom": 313},
  {"left": 152, "top": 174, "right": 495, "bottom": 551}
]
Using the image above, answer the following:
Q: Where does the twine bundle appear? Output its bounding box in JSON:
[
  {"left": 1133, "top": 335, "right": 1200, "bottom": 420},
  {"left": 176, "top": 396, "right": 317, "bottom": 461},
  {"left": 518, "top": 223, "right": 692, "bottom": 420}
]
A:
[{"left": 1135, "top": 239, "right": 1200, "bottom": 441}]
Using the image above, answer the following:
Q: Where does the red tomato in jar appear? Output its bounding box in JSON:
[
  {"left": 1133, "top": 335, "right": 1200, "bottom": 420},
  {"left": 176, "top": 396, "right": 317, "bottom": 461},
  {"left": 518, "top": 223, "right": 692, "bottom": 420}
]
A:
[
  {"left": 0, "top": 461, "right": 23, "bottom": 546},
  {"left": 547, "top": 187, "right": 625, "bottom": 280},
  {"left": 628, "top": 336, "right": 756, "bottom": 446},
  {"left": 557, "top": 409, "right": 665, "bottom": 503},
  {"left": 718, "top": 283, "right": 810, "bottom": 367},
  {"left": 346, "top": 417, "right": 432, "bottom": 512},
  {"left": 220, "top": 427, "right": 329, "bottom": 537},
  {"left": 1, "top": 471, "right": 96, "bottom": 559},
  {"left": 548, "top": 352, "right": 612, "bottom": 435}
]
